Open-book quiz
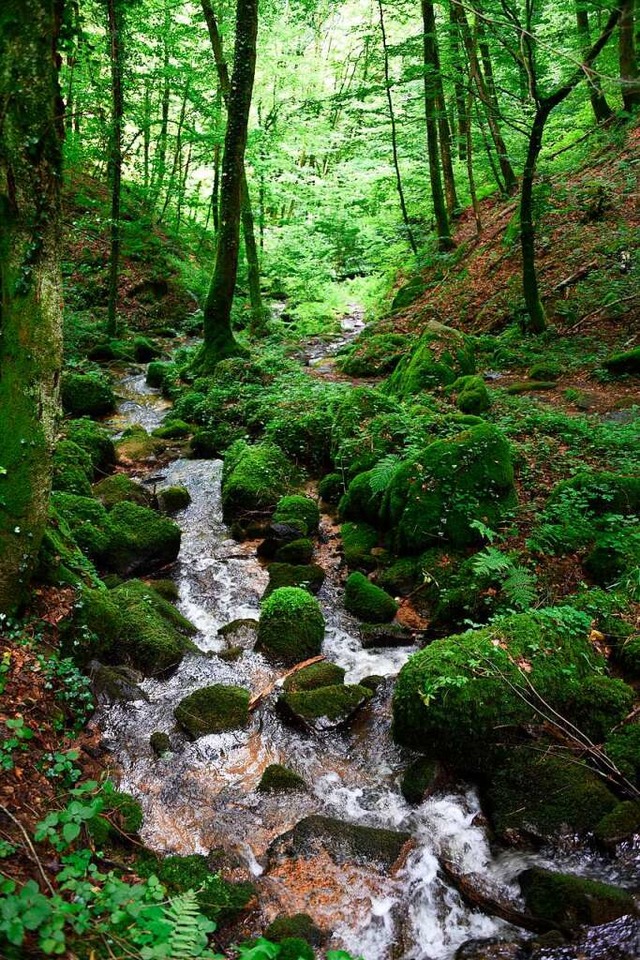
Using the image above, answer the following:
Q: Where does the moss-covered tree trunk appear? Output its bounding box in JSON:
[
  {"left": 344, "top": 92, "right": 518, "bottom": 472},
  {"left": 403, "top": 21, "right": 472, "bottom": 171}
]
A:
[
  {"left": 195, "top": 0, "right": 259, "bottom": 371},
  {"left": 0, "top": 0, "right": 65, "bottom": 613},
  {"left": 106, "top": 0, "right": 124, "bottom": 337},
  {"left": 620, "top": 0, "right": 640, "bottom": 111},
  {"left": 422, "top": 1, "right": 453, "bottom": 252}
]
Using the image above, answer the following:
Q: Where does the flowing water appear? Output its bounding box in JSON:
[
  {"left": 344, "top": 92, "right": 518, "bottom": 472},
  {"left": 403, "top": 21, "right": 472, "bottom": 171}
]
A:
[{"left": 98, "top": 318, "right": 639, "bottom": 959}]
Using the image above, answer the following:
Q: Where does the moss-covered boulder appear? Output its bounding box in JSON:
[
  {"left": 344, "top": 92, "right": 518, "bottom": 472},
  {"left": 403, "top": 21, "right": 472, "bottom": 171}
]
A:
[
  {"left": 603, "top": 346, "right": 640, "bottom": 376},
  {"left": 344, "top": 572, "right": 398, "bottom": 623},
  {"left": 87, "top": 783, "right": 143, "bottom": 847},
  {"left": 51, "top": 492, "right": 113, "bottom": 562},
  {"left": 583, "top": 531, "right": 640, "bottom": 587},
  {"left": 268, "top": 815, "right": 412, "bottom": 869},
  {"left": 133, "top": 336, "right": 160, "bottom": 362},
  {"left": 263, "top": 563, "right": 325, "bottom": 598},
  {"left": 528, "top": 361, "right": 563, "bottom": 381},
  {"left": 449, "top": 375, "right": 491, "bottom": 415},
  {"left": 258, "top": 764, "right": 308, "bottom": 793},
  {"left": 594, "top": 801, "right": 640, "bottom": 848},
  {"left": 152, "top": 419, "right": 192, "bottom": 440},
  {"left": 392, "top": 607, "right": 606, "bottom": 767},
  {"left": 401, "top": 757, "right": 439, "bottom": 804},
  {"left": 221, "top": 440, "right": 297, "bottom": 521},
  {"left": 52, "top": 440, "right": 94, "bottom": 496},
  {"left": 136, "top": 852, "right": 255, "bottom": 924},
  {"left": 338, "top": 333, "right": 410, "bottom": 377},
  {"left": 604, "top": 724, "right": 640, "bottom": 783},
  {"left": 148, "top": 578, "right": 180, "bottom": 601},
  {"left": 116, "top": 425, "right": 166, "bottom": 464},
  {"left": 383, "top": 424, "right": 516, "bottom": 552},
  {"left": 519, "top": 867, "right": 636, "bottom": 930},
  {"left": 278, "top": 684, "right": 372, "bottom": 730},
  {"left": 146, "top": 360, "right": 174, "bottom": 388},
  {"left": 318, "top": 472, "right": 344, "bottom": 505},
  {"left": 486, "top": 747, "right": 618, "bottom": 843},
  {"left": 273, "top": 496, "right": 320, "bottom": 536},
  {"left": 218, "top": 618, "right": 259, "bottom": 650},
  {"left": 150, "top": 731, "right": 172, "bottom": 757},
  {"left": 359, "top": 623, "right": 414, "bottom": 649},
  {"left": 65, "top": 418, "right": 116, "bottom": 475},
  {"left": 282, "top": 661, "right": 346, "bottom": 693},
  {"left": 174, "top": 684, "right": 251, "bottom": 739},
  {"left": 274, "top": 538, "right": 314, "bottom": 564},
  {"left": 341, "top": 521, "right": 378, "bottom": 571},
  {"left": 157, "top": 485, "right": 191, "bottom": 514},
  {"left": 265, "top": 914, "right": 327, "bottom": 947},
  {"left": 75, "top": 579, "right": 196, "bottom": 676},
  {"left": 257, "top": 588, "right": 325, "bottom": 665},
  {"left": 565, "top": 674, "right": 634, "bottom": 743},
  {"left": 93, "top": 474, "right": 150, "bottom": 509},
  {"left": 385, "top": 320, "right": 475, "bottom": 396},
  {"left": 62, "top": 371, "right": 116, "bottom": 418},
  {"left": 105, "top": 501, "right": 180, "bottom": 575},
  {"left": 339, "top": 470, "right": 385, "bottom": 526}
]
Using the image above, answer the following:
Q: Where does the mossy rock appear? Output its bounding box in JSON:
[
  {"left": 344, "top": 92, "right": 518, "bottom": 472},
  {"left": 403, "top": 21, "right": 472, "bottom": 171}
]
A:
[
  {"left": 133, "top": 336, "right": 160, "bottom": 362},
  {"left": 359, "top": 622, "right": 414, "bottom": 649},
  {"left": 376, "top": 557, "right": 422, "bottom": 596},
  {"left": 263, "top": 563, "right": 325, "bottom": 598},
  {"left": 277, "top": 939, "right": 315, "bottom": 960},
  {"left": 190, "top": 427, "right": 224, "bottom": 459},
  {"left": 104, "top": 501, "right": 181, "bottom": 575},
  {"left": 62, "top": 371, "right": 116, "bottom": 418},
  {"left": 528, "top": 361, "right": 563, "bottom": 381},
  {"left": 274, "top": 538, "right": 314, "bottom": 564},
  {"left": 221, "top": 440, "right": 297, "bottom": 521},
  {"left": 341, "top": 521, "right": 378, "bottom": 572},
  {"left": 339, "top": 333, "right": 409, "bottom": 377},
  {"left": 93, "top": 474, "right": 150, "bottom": 509},
  {"left": 594, "top": 801, "right": 640, "bottom": 848},
  {"left": 506, "top": 381, "right": 558, "bottom": 394},
  {"left": 385, "top": 320, "right": 475, "bottom": 396},
  {"left": 583, "top": 531, "right": 640, "bottom": 587},
  {"left": 401, "top": 757, "right": 439, "bottom": 804},
  {"left": 318, "top": 472, "right": 344, "bottom": 505},
  {"left": 89, "top": 661, "right": 148, "bottom": 703},
  {"left": 136, "top": 852, "right": 255, "bottom": 924},
  {"left": 74, "top": 580, "right": 196, "bottom": 676},
  {"left": 344, "top": 572, "right": 398, "bottom": 623},
  {"left": 268, "top": 815, "right": 411, "bottom": 869},
  {"left": 256, "top": 588, "right": 325, "bottom": 666},
  {"left": 486, "top": 747, "right": 618, "bottom": 843},
  {"left": 147, "top": 578, "right": 179, "bottom": 602},
  {"left": 339, "top": 470, "right": 385, "bottom": 526},
  {"left": 279, "top": 684, "right": 372, "bottom": 730},
  {"left": 50, "top": 492, "right": 113, "bottom": 562},
  {"left": 265, "top": 914, "right": 327, "bottom": 947},
  {"left": 258, "top": 764, "right": 308, "bottom": 793},
  {"left": 282, "top": 661, "right": 346, "bottom": 693},
  {"left": 37, "top": 503, "right": 102, "bottom": 589},
  {"left": 174, "top": 684, "right": 251, "bottom": 739},
  {"left": 392, "top": 607, "right": 604, "bottom": 768},
  {"left": 604, "top": 724, "right": 640, "bottom": 783},
  {"left": 449, "top": 375, "right": 491, "bottom": 415},
  {"left": 519, "top": 867, "right": 636, "bottom": 930},
  {"left": 218, "top": 618, "right": 259, "bottom": 649},
  {"left": 273, "top": 496, "right": 320, "bottom": 536},
  {"left": 116, "top": 426, "right": 165, "bottom": 464},
  {"left": 564, "top": 674, "right": 634, "bottom": 743},
  {"left": 150, "top": 731, "right": 172, "bottom": 757},
  {"left": 157, "top": 485, "right": 191, "bottom": 514},
  {"left": 152, "top": 419, "right": 192, "bottom": 440},
  {"left": 548, "top": 470, "right": 640, "bottom": 519},
  {"left": 87, "top": 783, "right": 143, "bottom": 847},
  {"left": 66, "top": 418, "right": 116, "bottom": 475},
  {"left": 383, "top": 423, "right": 516, "bottom": 552},
  {"left": 392, "top": 276, "right": 426, "bottom": 312},
  {"left": 146, "top": 360, "right": 173, "bottom": 388},
  {"left": 603, "top": 346, "right": 640, "bottom": 376},
  {"left": 52, "top": 440, "right": 94, "bottom": 497}
]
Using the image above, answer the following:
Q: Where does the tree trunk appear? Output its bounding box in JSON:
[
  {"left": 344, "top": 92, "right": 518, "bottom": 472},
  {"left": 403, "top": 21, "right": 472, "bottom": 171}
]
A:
[
  {"left": 212, "top": 84, "right": 223, "bottom": 232},
  {"left": 430, "top": 11, "right": 458, "bottom": 217},
  {"left": 377, "top": 0, "right": 418, "bottom": 255},
  {"left": 449, "top": 6, "right": 469, "bottom": 161},
  {"left": 151, "top": 2, "right": 170, "bottom": 207},
  {"left": 576, "top": 2, "right": 613, "bottom": 123},
  {"left": 466, "top": 93, "right": 482, "bottom": 235},
  {"left": 620, "top": 0, "right": 640, "bottom": 111},
  {"left": 422, "top": 1, "right": 453, "bottom": 251},
  {"left": 195, "top": 0, "right": 259, "bottom": 371},
  {"left": 106, "top": 0, "right": 124, "bottom": 337},
  {"left": 200, "top": 0, "right": 266, "bottom": 336},
  {"left": 0, "top": 0, "right": 65, "bottom": 613},
  {"left": 157, "top": 80, "right": 190, "bottom": 225}
]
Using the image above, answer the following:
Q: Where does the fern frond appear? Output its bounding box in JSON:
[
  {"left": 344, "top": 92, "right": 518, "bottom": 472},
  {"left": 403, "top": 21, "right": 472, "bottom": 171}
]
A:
[
  {"left": 471, "top": 548, "right": 513, "bottom": 578},
  {"left": 502, "top": 566, "right": 538, "bottom": 611},
  {"left": 368, "top": 454, "right": 402, "bottom": 496},
  {"left": 164, "top": 890, "right": 213, "bottom": 959}
]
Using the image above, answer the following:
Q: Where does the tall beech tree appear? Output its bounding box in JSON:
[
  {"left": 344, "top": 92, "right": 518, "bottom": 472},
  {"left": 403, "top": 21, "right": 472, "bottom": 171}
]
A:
[
  {"left": 106, "top": 0, "right": 124, "bottom": 336},
  {"left": 0, "top": 0, "right": 65, "bottom": 612},
  {"left": 422, "top": 0, "right": 454, "bottom": 251},
  {"left": 194, "top": 0, "right": 259, "bottom": 371}
]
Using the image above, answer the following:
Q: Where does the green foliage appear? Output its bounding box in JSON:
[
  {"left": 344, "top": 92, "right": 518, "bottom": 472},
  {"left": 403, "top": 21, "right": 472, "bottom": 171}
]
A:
[
  {"left": 0, "top": 717, "right": 34, "bottom": 772},
  {"left": 341, "top": 521, "right": 378, "bottom": 572}
]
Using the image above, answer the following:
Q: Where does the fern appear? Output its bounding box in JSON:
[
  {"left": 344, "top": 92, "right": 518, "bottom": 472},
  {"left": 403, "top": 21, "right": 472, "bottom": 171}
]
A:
[
  {"left": 502, "top": 566, "right": 538, "bottom": 611},
  {"left": 368, "top": 453, "right": 403, "bottom": 496},
  {"left": 471, "top": 547, "right": 513, "bottom": 578},
  {"left": 141, "top": 890, "right": 219, "bottom": 959}
]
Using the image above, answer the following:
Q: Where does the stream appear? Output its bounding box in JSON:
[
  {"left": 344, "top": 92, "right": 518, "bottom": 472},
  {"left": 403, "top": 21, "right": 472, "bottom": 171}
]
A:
[{"left": 98, "top": 320, "right": 639, "bottom": 960}]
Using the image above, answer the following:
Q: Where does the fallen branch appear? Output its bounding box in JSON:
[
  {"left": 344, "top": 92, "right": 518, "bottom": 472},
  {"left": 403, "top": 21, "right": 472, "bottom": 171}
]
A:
[
  {"left": 569, "top": 292, "right": 639, "bottom": 330},
  {"left": 0, "top": 803, "right": 56, "bottom": 895},
  {"left": 554, "top": 260, "right": 598, "bottom": 292},
  {"left": 248, "top": 655, "right": 326, "bottom": 711}
]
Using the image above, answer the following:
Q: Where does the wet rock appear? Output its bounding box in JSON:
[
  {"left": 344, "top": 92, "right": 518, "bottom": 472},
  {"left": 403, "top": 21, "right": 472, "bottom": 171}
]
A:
[
  {"left": 359, "top": 674, "right": 385, "bottom": 692},
  {"left": 157, "top": 485, "right": 191, "bottom": 514},
  {"left": 174, "top": 684, "right": 251, "bottom": 739},
  {"left": 89, "top": 661, "right": 149, "bottom": 703},
  {"left": 149, "top": 731, "right": 172, "bottom": 757},
  {"left": 519, "top": 867, "right": 638, "bottom": 930},
  {"left": 594, "top": 801, "right": 640, "bottom": 850},
  {"left": 359, "top": 622, "right": 414, "bottom": 648},
  {"left": 258, "top": 764, "right": 308, "bottom": 793},
  {"left": 265, "top": 913, "right": 328, "bottom": 947},
  {"left": 272, "top": 495, "right": 320, "bottom": 536},
  {"left": 274, "top": 538, "right": 314, "bottom": 565},
  {"left": 218, "top": 618, "right": 259, "bottom": 650},
  {"left": 258, "top": 522, "right": 309, "bottom": 560},
  {"left": 93, "top": 474, "right": 151, "bottom": 509},
  {"left": 263, "top": 563, "right": 325, "bottom": 598},
  {"left": 528, "top": 915, "right": 640, "bottom": 960},
  {"left": 268, "top": 815, "right": 412, "bottom": 870},
  {"left": 400, "top": 757, "right": 439, "bottom": 804},
  {"left": 344, "top": 572, "right": 398, "bottom": 623},
  {"left": 282, "top": 661, "right": 345, "bottom": 693},
  {"left": 278, "top": 684, "right": 372, "bottom": 731},
  {"left": 454, "top": 937, "right": 524, "bottom": 960},
  {"left": 256, "top": 588, "right": 325, "bottom": 666}
]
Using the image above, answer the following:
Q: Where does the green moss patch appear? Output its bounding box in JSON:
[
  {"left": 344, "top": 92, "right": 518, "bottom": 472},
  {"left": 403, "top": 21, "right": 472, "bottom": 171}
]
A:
[
  {"left": 65, "top": 418, "right": 116, "bottom": 475},
  {"left": 344, "top": 572, "right": 398, "bottom": 623},
  {"left": 519, "top": 867, "right": 636, "bottom": 930},
  {"left": 274, "top": 538, "right": 314, "bottom": 564},
  {"left": 341, "top": 521, "right": 378, "bottom": 571},
  {"left": 93, "top": 474, "right": 150, "bottom": 509},
  {"left": 282, "top": 661, "right": 346, "bottom": 693},
  {"left": 257, "top": 588, "right": 325, "bottom": 665},
  {"left": 400, "top": 757, "right": 439, "bottom": 804},
  {"left": 385, "top": 320, "right": 475, "bottom": 396},
  {"left": 279, "top": 684, "right": 372, "bottom": 729},
  {"left": 603, "top": 346, "right": 640, "bottom": 376},
  {"left": 52, "top": 440, "right": 94, "bottom": 497},
  {"left": 269, "top": 815, "right": 412, "bottom": 869},
  {"left": 61, "top": 371, "right": 116, "bottom": 418},
  {"left": 273, "top": 496, "right": 320, "bottom": 536},
  {"left": 264, "top": 563, "right": 325, "bottom": 598},
  {"left": 174, "top": 684, "right": 251, "bottom": 739},
  {"left": 338, "top": 333, "right": 410, "bottom": 377},
  {"left": 258, "top": 764, "right": 308, "bottom": 793},
  {"left": 157, "top": 485, "right": 191, "bottom": 514},
  {"left": 221, "top": 440, "right": 297, "bottom": 522}
]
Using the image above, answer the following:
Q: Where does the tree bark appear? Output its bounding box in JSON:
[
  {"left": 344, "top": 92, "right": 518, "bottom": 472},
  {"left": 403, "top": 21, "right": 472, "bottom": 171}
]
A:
[
  {"left": 620, "top": 0, "right": 640, "bottom": 111},
  {"left": 200, "top": 0, "right": 266, "bottom": 336},
  {"left": 106, "top": 0, "right": 124, "bottom": 337},
  {"left": 377, "top": 0, "right": 418, "bottom": 255},
  {"left": 576, "top": 2, "right": 613, "bottom": 123},
  {"left": 195, "top": 0, "right": 259, "bottom": 371},
  {"left": 422, "top": 1, "right": 454, "bottom": 251},
  {"left": 449, "top": 5, "right": 469, "bottom": 161},
  {"left": 0, "top": 0, "right": 65, "bottom": 613}
]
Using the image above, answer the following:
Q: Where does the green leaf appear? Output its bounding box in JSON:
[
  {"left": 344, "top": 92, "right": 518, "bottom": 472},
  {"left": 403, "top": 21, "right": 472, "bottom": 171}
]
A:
[{"left": 62, "top": 822, "right": 81, "bottom": 844}]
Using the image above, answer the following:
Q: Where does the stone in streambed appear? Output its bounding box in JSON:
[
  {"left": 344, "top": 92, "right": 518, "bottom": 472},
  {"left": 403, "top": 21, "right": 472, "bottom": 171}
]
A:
[
  {"left": 282, "top": 661, "right": 345, "bottom": 693},
  {"left": 268, "top": 815, "right": 412, "bottom": 870},
  {"left": 263, "top": 563, "right": 325, "bottom": 598},
  {"left": 174, "top": 684, "right": 251, "bottom": 739},
  {"left": 359, "top": 622, "right": 414, "bottom": 648},
  {"left": 258, "top": 764, "right": 308, "bottom": 793},
  {"left": 519, "top": 867, "right": 637, "bottom": 930},
  {"left": 218, "top": 618, "right": 259, "bottom": 650},
  {"left": 278, "top": 684, "right": 372, "bottom": 731},
  {"left": 256, "top": 588, "right": 325, "bottom": 666}
]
